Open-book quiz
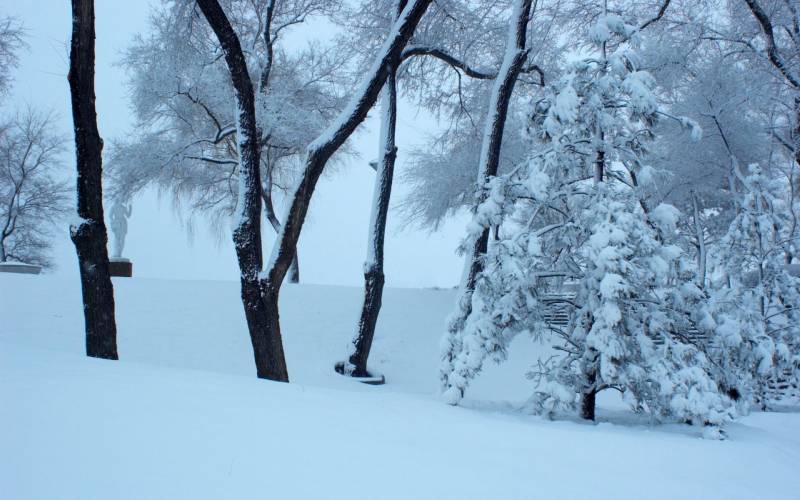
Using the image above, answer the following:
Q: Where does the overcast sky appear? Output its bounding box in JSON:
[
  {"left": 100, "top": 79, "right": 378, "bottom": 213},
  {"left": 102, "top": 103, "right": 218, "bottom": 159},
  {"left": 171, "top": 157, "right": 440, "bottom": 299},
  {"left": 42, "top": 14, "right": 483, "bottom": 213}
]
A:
[{"left": 4, "top": 0, "right": 469, "bottom": 288}]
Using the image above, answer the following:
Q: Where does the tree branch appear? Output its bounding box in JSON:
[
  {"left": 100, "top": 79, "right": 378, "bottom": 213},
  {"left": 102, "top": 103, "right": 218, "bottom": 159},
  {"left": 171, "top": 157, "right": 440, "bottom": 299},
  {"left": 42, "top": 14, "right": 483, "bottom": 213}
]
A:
[
  {"left": 401, "top": 44, "right": 544, "bottom": 85},
  {"left": 744, "top": 0, "right": 800, "bottom": 89},
  {"left": 638, "top": 0, "right": 671, "bottom": 32}
]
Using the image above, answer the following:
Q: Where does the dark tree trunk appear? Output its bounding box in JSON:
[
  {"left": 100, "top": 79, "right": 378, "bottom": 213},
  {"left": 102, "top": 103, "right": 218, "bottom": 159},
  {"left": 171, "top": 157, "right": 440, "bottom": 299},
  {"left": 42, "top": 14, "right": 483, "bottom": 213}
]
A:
[
  {"left": 452, "top": 0, "right": 531, "bottom": 312},
  {"left": 349, "top": 269, "right": 386, "bottom": 376},
  {"left": 578, "top": 145, "right": 607, "bottom": 419},
  {"left": 287, "top": 253, "right": 300, "bottom": 284},
  {"left": 581, "top": 367, "right": 597, "bottom": 421},
  {"left": 260, "top": 0, "right": 432, "bottom": 362},
  {"left": 347, "top": 2, "right": 404, "bottom": 376},
  {"left": 196, "top": 0, "right": 288, "bottom": 382},
  {"left": 594, "top": 149, "right": 605, "bottom": 183},
  {"left": 68, "top": 0, "right": 118, "bottom": 360}
]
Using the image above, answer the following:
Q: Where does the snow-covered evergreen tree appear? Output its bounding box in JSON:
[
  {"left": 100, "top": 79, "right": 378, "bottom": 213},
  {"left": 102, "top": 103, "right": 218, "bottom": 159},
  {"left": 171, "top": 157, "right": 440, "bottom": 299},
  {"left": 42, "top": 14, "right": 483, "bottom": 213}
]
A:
[
  {"left": 708, "top": 164, "right": 800, "bottom": 408},
  {"left": 441, "top": 11, "right": 732, "bottom": 429}
]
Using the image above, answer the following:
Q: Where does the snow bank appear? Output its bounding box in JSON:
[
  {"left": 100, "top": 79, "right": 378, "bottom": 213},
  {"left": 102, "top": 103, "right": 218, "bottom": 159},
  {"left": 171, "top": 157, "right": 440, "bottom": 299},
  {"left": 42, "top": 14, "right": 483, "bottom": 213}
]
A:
[{"left": 1, "top": 275, "right": 799, "bottom": 499}]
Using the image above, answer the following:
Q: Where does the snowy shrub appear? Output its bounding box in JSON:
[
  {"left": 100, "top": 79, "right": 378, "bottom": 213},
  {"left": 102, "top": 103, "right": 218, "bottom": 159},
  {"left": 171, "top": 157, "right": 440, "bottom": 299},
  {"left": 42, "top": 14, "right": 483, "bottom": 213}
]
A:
[{"left": 707, "top": 165, "right": 800, "bottom": 409}]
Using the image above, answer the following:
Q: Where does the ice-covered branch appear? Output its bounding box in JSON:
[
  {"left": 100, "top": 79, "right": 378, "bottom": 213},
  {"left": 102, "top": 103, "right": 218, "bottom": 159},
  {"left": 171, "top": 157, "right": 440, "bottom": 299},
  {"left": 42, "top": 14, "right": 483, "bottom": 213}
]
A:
[{"left": 401, "top": 45, "right": 544, "bottom": 85}]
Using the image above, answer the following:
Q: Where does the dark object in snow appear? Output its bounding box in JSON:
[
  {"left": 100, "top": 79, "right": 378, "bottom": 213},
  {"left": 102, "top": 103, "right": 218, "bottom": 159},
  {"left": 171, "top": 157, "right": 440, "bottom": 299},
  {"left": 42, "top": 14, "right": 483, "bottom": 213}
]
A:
[
  {"left": 334, "top": 361, "right": 386, "bottom": 385},
  {"left": 68, "top": 0, "right": 119, "bottom": 361},
  {"left": 348, "top": 0, "right": 404, "bottom": 381},
  {"left": 0, "top": 262, "right": 42, "bottom": 274},
  {"left": 108, "top": 259, "right": 132, "bottom": 278}
]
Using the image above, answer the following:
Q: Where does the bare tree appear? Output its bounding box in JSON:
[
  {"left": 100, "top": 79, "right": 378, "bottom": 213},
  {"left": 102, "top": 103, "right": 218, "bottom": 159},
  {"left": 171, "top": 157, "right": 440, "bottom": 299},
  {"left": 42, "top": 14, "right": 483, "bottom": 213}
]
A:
[
  {"left": 0, "top": 15, "right": 25, "bottom": 100},
  {"left": 195, "top": 0, "right": 432, "bottom": 381},
  {"left": 339, "top": 0, "right": 549, "bottom": 379},
  {"left": 109, "top": 0, "right": 344, "bottom": 284},
  {"left": 68, "top": 0, "right": 118, "bottom": 360},
  {"left": 0, "top": 109, "right": 69, "bottom": 267},
  {"left": 708, "top": 1, "right": 800, "bottom": 178}
]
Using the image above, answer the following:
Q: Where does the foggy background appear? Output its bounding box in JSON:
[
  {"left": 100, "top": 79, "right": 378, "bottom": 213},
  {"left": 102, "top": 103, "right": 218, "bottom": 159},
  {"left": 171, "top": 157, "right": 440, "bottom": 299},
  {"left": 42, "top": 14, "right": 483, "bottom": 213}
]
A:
[{"left": 4, "top": 0, "right": 468, "bottom": 287}]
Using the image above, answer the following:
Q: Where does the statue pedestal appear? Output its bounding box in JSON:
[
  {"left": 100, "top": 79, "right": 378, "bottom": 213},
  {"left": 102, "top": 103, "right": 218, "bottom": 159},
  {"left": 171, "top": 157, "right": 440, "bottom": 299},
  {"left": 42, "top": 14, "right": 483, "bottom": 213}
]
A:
[
  {"left": 0, "top": 262, "right": 42, "bottom": 275},
  {"left": 109, "top": 258, "right": 132, "bottom": 277}
]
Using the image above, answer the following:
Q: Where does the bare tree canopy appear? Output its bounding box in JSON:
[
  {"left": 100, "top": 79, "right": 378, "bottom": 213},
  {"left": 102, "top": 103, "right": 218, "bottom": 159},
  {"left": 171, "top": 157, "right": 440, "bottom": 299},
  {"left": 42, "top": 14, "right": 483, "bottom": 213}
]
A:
[{"left": 0, "top": 108, "right": 69, "bottom": 267}]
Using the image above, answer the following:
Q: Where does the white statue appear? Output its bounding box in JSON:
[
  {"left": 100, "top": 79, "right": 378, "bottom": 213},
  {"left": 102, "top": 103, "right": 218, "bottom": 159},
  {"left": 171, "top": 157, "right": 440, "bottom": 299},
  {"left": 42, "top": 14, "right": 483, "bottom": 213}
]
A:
[{"left": 109, "top": 198, "right": 132, "bottom": 259}]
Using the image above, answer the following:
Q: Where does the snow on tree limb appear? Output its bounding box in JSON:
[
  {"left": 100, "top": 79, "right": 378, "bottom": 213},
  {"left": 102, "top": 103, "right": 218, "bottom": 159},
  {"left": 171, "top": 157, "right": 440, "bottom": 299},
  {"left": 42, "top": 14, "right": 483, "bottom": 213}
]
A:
[
  {"left": 440, "top": 0, "right": 533, "bottom": 404},
  {"left": 263, "top": 0, "right": 433, "bottom": 286}
]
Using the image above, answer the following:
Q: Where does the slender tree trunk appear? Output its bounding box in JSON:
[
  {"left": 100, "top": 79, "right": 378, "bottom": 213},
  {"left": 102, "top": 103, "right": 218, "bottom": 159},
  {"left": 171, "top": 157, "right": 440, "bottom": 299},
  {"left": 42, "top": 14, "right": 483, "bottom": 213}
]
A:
[
  {"left": 346, "top": 1, "right": 405, "bottom": 377},
  {"left": 263, "top": 180, "right": 301, "bottom": 284},
  {"left": 691, "top": 191, "right": 707, "bottom": 288},
  {"left": 259, "top": 0, "right": 433, "bottom": 368},
  {"left": 196, "top": 0, "right": 288, "bottom": 381},
  {"left": 440, "top": 0, "right": 532, "bottom": 401},
  {"left": 581, "top": 310, "right": 598, "bottom": 421},
  {"left": 257, "top": 2, "right": 299, "bottom": 286},
  {"left": 68, "top": 0, "right": 118, "bottom": 360}
]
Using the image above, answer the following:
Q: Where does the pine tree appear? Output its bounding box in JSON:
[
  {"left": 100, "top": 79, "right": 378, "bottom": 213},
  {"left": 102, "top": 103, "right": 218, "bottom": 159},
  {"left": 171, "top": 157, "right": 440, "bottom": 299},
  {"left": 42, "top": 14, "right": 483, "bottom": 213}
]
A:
[
  {"left": 709, "top": 164, "right": 800, "bottom": 408},
  {"left": 441, "top": 12, "right": 732, "bottom": 429}
]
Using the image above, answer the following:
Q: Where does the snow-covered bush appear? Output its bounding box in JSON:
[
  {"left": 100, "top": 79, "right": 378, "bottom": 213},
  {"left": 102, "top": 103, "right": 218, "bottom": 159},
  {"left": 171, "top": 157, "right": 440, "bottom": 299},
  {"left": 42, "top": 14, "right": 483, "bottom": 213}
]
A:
[{"left": 707, "top": 164, "right": 800, "bottom": 408}]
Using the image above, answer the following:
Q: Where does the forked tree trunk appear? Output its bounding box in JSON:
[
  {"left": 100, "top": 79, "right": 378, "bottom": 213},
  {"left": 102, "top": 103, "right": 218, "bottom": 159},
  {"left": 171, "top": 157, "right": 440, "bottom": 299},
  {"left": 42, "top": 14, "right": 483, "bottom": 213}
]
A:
[
  {"left": 68, "top": 0, "right": 118, "bottom": 360},
  {"left": 196, "top": 0, "right": 288, "bottom": 381},
  {"left": 259, "top": 0, "right": 433, "bottom": 366},
  {"left": 440, "top": 0, "right": 532, "bottom": 401},
  {"left": 346, "top": 0, "right": 405, "bottom": 378},
  {"left": 263, "top": 183, "right": 301, "bottom": 284},
  {"left": 198, "top": 0, "right": 430, "bottom": 381}
]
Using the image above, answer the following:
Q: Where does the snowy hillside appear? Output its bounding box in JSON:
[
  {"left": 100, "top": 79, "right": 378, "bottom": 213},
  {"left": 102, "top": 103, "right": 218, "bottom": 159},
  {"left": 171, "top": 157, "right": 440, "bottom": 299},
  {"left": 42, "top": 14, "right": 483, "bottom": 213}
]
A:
[{"left": 2, "top": 274, "right": 799, "bottom": 499}]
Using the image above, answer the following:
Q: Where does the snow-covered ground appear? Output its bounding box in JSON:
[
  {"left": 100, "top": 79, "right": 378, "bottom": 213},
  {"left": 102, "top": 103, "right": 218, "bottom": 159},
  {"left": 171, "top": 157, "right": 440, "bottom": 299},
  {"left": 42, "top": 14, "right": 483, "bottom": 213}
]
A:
[{"left": 2, "top": 274, "right": 799, "bottom": 499}]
